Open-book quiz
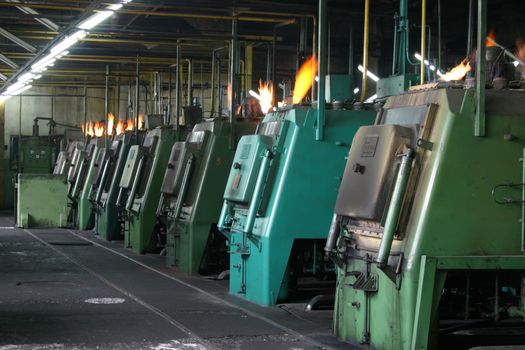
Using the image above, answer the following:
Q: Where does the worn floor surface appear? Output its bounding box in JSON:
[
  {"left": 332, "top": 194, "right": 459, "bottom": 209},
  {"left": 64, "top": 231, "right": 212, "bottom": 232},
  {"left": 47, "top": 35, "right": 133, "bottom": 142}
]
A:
[{"left": 0, "top": 214, "right": 354, "bottom": 350}]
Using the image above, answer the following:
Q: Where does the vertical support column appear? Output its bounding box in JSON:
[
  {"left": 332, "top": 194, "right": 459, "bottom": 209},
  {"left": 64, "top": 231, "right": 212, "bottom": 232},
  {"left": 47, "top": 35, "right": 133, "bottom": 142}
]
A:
[
  {"left": 316, "top": 0, "right": 327, "bottom": 141},
  {"left": 411, "top": 256, "right": 437, "bottom": 350},
  {"left": 311, "top": 16, "right": 317, "bottom": 101},
  {"left": 475, "top": 0, "right": 487, "bottom": 137},
  {"left": 116, "top": 74, "right": 121, "bottom": 121},
  {"left": 0, "top": 100, "right": 4, "bottom": 209},
  {"left": 348, "top": 20, "right": 354, "bottom": 75},
  {"left": 188, "top": 58, "right": 193, "bottom": 106},
  {"left": 361, "top": 0, "right": 370, "bottom": 102},
  {"left": 246, "top": 44, "right": 253, "bottom": 93},
  {"left": 229, "top": 16, "right": 239, "bottom": 150},
  {"left": 104, "top": 65, "right": 110, "bottom": 147},
  {"left": 466, "top": 0, "right": 473, "bottom": 58},
  {"left": 135, "top": 56, "right": 140, "bottom": 135},
  {"left": 175, "top": 41, "right": 181, "bottom": 134},
  {"left": 420, "top": 0, "right": 427, "bottom": 84},
  {"left": 83, "top": 86, "right": 87, "bottom": 143}
]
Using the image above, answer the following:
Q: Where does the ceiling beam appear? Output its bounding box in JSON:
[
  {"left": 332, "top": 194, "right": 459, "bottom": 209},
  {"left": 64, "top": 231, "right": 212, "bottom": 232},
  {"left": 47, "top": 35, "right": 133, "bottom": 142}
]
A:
[
  {"left": 0, "top": 27, "right": 36, "bottom": 52},
  {"left": 6, "top": 0, "right": 60, "bottom": 31},
  {"left": 0, "top": 53, "right": 18, "bottom": 68}
]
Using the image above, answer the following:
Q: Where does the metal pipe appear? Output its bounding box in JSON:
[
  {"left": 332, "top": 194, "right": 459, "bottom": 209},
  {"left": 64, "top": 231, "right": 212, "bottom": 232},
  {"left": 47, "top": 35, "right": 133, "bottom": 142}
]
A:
[
  {"left": 420, "top": 0, "right": 427, "bottom": 84},
  {"left": 175, "top": 41, "right": 181, "bottom": 133},
  {"left": 229, "top": 16, "right": 238, "bottom": 150},
  {"left": 218, "top": 201, "right": 231, "bottom": 232},
  {"left": 475, "top": 0, "right": 486, "bottom": 137},
  {"left": 168, "top": 67, "right": 172, "bottom": 125},
  {"left": 115, "top": 73, "right": 120, "bottom": 120},
  {"left": 244, "top": 150, "right": 272, "bottom": 235},
  {"left": 361, "top": 0, "right": 370, "bottom": 102},
  {"left": 83, "top": 86, "right": 87, "bottom": 143},
  {"left": 466, "top": 0, "right": 473, "bottom": 58},
  {"left": 438, "top": 0, "right": 443, "bottom": 69},
  {"left": 311, "top": 16, "right": 317, "bottom": 101},
  {"left": 316, "top": 0, "right": 327, "bottom": 141},
  {"left": 104, "top": 65, "right": 109, "bottom": 148},
  {"left": 376, "top": 149, "right": 414, "bottom": 268},
  {"left": 217, "top": 58, "right": 223, "bottom": 117},
  {"left": 348, "top": 20, "right": 354, "bottom": 75},
  {"left": 135, "top": 56, "right": 140, "bottom": 135},
  {"left": 187, "top": 58, "right": 193, "bottom": 106},
  {"left": 0, "top": 27, "right": 36, "bottom": 53}
]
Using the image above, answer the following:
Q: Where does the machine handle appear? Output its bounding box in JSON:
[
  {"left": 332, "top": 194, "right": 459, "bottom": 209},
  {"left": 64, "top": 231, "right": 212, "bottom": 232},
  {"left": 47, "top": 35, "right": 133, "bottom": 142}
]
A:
[
  {"left": 95, "top": 157, "right": 112, "bottom": 204},
  {"left": 375, "top": 148, "right": 414, "bottom": 268},
  {"left": 125, "top": 156, "right": 145, "bottom": 212},
  {"left": 244, "top": 149, "right": 273, "bottom": 235},
  {"left": 173, "top": 155, "right": 195, "bottom": 220}
]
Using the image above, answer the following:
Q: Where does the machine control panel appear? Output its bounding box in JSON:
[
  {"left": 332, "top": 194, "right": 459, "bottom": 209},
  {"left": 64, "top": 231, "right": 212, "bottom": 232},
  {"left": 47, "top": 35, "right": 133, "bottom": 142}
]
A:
[
  {"left": 119, "top": 145, "right": 142, "bottom": 189},
  {"left": 224, "top": 134, "right": 273, "bottom": 204},
  {"left": 334, "top": 124, "right": 415, "bottom": 222},
  {"left": 160, "top": 141, "right": 187, "bottom": 195}
]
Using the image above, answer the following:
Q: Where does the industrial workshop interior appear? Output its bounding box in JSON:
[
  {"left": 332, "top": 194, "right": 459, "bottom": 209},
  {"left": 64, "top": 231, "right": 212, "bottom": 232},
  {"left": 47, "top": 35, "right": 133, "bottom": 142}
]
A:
[{"left": 1, "top": 0, "right": 525, "bottom": 349}]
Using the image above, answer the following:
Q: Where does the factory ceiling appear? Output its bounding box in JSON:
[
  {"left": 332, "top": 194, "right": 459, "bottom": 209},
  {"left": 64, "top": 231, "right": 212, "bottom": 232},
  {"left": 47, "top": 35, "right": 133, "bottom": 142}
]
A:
[{"left": 0, "top": 0, "right": 524, "bottom": 89}]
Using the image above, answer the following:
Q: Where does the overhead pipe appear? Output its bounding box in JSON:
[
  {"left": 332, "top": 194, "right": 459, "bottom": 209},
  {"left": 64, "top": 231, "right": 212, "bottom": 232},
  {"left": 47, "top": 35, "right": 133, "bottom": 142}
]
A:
[
  {"left": 361, "top": 0, "right": 370, "bottom": 102},
  {"left": 420, "top": 0, "right": 427, "bottom": 84},
  {"left": 316, "top": 0, "right": 327, "bottom": 141}
]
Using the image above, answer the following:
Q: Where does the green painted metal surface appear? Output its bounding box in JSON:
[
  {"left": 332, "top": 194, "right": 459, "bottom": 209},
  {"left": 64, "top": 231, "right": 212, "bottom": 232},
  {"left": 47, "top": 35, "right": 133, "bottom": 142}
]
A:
[
  {"left": 94, "top": 132, "right": 139, "bottom": 241},
  {"left": 123, "top": 127, "right": 182, "bottom": 254},
  {"left": 16, "top": 174, "right": 68, "bottom": 228},
  {"left": 159, "top": 119, "right": 257, "bottom": 274},
  {"left": 330, "top": 87, "right": 525, "bottom": 349},
  {"left": 77, "top": 146, "right": 101, "bottom": 230},
  {"left": 218, "top": 106, "right": 376, "bottom": 306},
  {"left": 18, "top": 137, "right": 55, "bottom": 174},
  {"left": 376, "top": 74, "right": 419, "bottom": 99}
]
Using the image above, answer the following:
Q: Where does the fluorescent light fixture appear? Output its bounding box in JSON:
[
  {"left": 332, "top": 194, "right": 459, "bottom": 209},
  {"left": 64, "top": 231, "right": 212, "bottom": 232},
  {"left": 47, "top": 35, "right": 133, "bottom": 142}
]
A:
[
  {"left": 513, "top": 60, "right": 520, "bottom": 67},
  {"left": 78, "top": 10, "right": 114, "bottom": 30},
  {"left": 249, "top": 89, "right": 261, "bottom": 100},
  {"left": 353, "top": 87, "right": 360, "bottom": 94},
  {"left": 33, "top": 75, "right": 42, "bottom": 80},
  {"left": 365, "top": 94, "right": 377, "bottom": 103},
  {"left": 50, "top": 30, "right": 86, "bottom": 54},
  {"left": 9, "top": 84, "right": 32, "bottom": 96},
  {"left": 108, "top": 3, "right": 123, "bottom": 10},
  {"left": 0, "top": 95, "right": 10, "bottom": 103},
  {"left": 415, "top": 52, "right": 442, "bottom": 74},
  {"left": 357, "top": 65, "right": 380, "bottom": 82},
  {"left": 18, "top": 72, "right": 34, "bottom": 83}
]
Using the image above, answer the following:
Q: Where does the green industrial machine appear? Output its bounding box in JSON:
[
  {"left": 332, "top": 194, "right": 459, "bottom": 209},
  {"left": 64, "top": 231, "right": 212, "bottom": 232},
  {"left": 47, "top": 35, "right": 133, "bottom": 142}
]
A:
[
  {"left": 68, "top": 138, "right": 103, "bottom": 229},
  {"left": 119, "top": 127, "right": 182, "bottom": 254},
  {"left": 16, "top": 137, "right": 57, "bottom": 174},
  {"left": 218, "top": 104, "right": 375, "bottom": 306},
  {"left": 157, "top": 118, "right": 258, "bottom": 275},
  {"left": 93, "top": 132, "right": 140, "bottom": 240},
  {"left": 325, "top": 85, "right": 525, "bottom": 349},
  {"left": 16, "top": 174, "right": 69, "bottom": 228}
]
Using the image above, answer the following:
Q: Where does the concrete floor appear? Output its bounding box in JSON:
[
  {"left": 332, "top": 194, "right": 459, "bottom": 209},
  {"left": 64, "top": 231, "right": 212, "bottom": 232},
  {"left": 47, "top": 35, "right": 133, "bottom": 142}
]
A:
[{"left": 0, "top": 214, "right": 352, "bottom": 350}]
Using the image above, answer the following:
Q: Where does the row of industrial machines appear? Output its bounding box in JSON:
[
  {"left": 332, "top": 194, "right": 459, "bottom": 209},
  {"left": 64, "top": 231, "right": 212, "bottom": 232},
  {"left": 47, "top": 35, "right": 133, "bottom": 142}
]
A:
[{"left": 27, "top": 70, "right": 525, "bottom": 348}]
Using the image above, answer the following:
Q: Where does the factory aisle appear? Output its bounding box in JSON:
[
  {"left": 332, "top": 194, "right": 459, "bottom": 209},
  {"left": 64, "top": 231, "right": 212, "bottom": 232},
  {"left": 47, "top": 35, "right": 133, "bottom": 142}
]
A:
[{"left": 0, "top": 214, "right": 349, "bottom": 350}]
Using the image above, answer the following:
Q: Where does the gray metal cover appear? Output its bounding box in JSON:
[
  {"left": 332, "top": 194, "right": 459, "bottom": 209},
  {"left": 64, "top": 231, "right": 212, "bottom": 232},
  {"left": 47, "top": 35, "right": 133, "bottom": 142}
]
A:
[
  {"left": 119, "top": 145, "right": 141, "bottom": 189},
  {"left": 334, "top": 124, "right": 414, "bottom": 222},
  {"left": 160, "top": 141, "right": 187, "bottom": 195}
]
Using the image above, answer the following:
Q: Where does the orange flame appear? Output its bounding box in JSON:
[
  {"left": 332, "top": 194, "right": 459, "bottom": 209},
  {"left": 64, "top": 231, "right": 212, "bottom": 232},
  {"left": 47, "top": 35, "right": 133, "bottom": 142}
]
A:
[
  {"left": 439, "top": 59, "right": 471, "bottom": 82},
  {"left": 258, "top": 80, "right": 273, "bottom": 114},
  {"left": 116, "top": 118, "right": 125, "bottom": 135},
  {"left": 486, "top": 29, "right": 496, "bottom": 47},
  {"left": 293, "top": 56, "right": 318, "bottom": 104},
  {"left": 138, "top": 114, "right": 144, "bottom": 129},
  {"left": 226, "top": 83, "right": 232, "bottom": 111},
  {"left": 81, "top": 114, "right": 137, "bottom": 138},
  {"left": 107, "top": 113, "right": 115, "bottom": 136}
]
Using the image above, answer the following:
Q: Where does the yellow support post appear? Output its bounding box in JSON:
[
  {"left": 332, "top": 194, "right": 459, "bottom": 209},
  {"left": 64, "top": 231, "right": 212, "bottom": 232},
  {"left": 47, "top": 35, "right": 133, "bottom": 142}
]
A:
[
  {"left": 361, "top": 0, "right": 370, "bottom": 102},
  {"left": 420, "top": 0, "right": 427, "bottom": 84}
]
